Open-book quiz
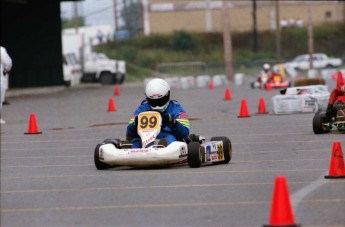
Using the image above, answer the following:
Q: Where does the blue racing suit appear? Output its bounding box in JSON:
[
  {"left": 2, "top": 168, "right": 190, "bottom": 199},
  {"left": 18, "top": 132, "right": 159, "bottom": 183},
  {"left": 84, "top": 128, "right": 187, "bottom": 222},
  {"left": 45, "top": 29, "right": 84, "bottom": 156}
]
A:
[{"left": 126, "top": 100, "right": 190, "bottom": 148}]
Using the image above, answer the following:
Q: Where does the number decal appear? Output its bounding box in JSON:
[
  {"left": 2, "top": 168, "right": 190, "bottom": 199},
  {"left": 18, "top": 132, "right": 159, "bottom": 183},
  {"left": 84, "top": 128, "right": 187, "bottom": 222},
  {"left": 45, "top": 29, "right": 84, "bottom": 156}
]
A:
[
  {"left": 149, "top": 115, "right": 157, "bottom": 128},
  {"left": 138, "top": 112, "right": 160, "bottom": 131},
  {"left": 140, "top": 116, "right": 157, "bottom": 129},
  {"left": 217, "top": 144, "right": 224, "bottom": 161},
  {"left": 140, "top": 116, "right": 148, "bottom": 129}
]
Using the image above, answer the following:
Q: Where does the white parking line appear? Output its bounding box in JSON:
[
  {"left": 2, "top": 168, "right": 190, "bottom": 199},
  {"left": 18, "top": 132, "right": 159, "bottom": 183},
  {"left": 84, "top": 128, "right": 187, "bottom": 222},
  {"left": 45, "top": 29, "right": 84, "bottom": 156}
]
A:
[{"left": 291, "top": 172, "right": 329, "bottom": 214}]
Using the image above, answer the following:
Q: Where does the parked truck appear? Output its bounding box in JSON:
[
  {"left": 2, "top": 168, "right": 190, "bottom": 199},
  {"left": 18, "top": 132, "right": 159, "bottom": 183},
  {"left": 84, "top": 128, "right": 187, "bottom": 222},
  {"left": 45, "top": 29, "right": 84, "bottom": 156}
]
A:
[
  {"left": 81, "top": 53, "right": 126, "bottom": 85},
  {"left": 62, "top": 25, "right": 126, "bottom": 85}
]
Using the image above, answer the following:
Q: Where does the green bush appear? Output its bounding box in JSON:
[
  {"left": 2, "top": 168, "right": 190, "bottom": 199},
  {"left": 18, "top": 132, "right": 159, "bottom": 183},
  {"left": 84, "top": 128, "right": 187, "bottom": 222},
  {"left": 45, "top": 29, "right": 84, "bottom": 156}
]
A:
[
  {"left": 170, "top": 30, "right": 196, "bottom": 51},
  {"left": 95, "top": 23, "right": 345, "bottom": 80}
]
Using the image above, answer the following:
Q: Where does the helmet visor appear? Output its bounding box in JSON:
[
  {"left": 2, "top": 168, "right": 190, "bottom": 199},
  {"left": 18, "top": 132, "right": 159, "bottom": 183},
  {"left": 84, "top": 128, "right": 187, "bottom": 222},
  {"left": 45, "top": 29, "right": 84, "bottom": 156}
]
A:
[{"left": 147, "top": 93, "right": 169, "bottom": 108}]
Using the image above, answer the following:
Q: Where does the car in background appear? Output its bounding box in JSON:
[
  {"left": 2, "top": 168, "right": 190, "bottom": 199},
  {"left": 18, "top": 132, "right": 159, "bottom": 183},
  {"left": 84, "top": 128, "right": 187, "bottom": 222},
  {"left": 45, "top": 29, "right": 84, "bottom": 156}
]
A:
[
  {"left": 81, "top": 53, "right": 126, "bottom": 85},
  {"left": 63, "top": 52, "right": 82, "bottom": 87},
  {"left": 284, "top": 53, "right": 343, "bottom": 71}
]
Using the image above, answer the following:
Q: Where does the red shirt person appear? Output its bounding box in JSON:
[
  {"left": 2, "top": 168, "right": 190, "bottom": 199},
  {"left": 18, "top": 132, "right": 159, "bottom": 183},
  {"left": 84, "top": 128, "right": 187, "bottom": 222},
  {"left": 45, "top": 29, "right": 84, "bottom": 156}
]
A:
[{"left": 326, "top": 72, "right": 345, "bottom": 120}]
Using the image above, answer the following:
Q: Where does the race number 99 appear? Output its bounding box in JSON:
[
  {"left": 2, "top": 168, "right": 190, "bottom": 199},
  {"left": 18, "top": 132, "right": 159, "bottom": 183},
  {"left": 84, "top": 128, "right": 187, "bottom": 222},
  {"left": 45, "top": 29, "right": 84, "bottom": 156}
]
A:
[
  {"left": 138, "top": 112, "right": 160, "bottom": 131},
  {"left": 140, "top": 116, "right": 157, "bottom": 129}
]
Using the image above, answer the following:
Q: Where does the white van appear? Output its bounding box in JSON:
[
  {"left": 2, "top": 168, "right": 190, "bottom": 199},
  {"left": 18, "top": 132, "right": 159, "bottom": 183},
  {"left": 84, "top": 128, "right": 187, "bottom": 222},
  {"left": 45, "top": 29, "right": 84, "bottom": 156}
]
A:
[{"left": 63, "top": 52, "right": 82, "bottom": 87}]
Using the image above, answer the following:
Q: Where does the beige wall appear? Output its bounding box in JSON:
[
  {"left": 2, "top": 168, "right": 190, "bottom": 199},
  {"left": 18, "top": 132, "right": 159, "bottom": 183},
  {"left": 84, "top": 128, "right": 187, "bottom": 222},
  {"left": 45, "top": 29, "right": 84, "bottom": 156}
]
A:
[{"left": 148, "top": 0, "right": 344, "bottom": 34}]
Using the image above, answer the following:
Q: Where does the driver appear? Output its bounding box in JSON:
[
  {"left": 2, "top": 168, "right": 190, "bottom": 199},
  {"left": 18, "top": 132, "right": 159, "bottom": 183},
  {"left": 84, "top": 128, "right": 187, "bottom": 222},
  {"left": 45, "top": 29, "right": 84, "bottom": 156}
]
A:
[
  {"left": 126, "top": 78, "right": 190, "bottom": 148},
  {"left": 257, "top": 63, "right": 271, "bottom": 84},
  {"left": 269, "top": 66, "right": 283, "bottom": 83},
  {"left": 326, "top": 80, "right": 345, "bottom": 120}
]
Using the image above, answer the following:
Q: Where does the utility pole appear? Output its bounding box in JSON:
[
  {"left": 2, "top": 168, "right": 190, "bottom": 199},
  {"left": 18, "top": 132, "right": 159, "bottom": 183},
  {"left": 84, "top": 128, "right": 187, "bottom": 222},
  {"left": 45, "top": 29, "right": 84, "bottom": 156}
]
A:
[
  {"left": 343, "top": 0, "right": 345, "bottom": 23},
  {"left": 142, "top": 0, "right": 150, "bottom": 35},
  {"left": 252, "top": 0, "right": 257, "bottom": 53},
  {"left": 73, "top": 2, "right": 79, "bottom": 34},
  {"left": 140, "top": 0, "right": 144, "bottom": 36},
  {"left": 307, "top": 1, "right": 314, "bottom": 69},
  {"left": 275, "top": 0, "right": 281, "bottom": 62},
  {"left": 205, "top": 0, "right": 212, "bottom": 32},
  {"left": 113, "top": 0, "right": 118, "bottom": 32},
  {"left": 222, "top": 0, "right": 233, "bottom": 83},
  {"left": 123, "top": 0, "right": 128, "bottom": 30}
]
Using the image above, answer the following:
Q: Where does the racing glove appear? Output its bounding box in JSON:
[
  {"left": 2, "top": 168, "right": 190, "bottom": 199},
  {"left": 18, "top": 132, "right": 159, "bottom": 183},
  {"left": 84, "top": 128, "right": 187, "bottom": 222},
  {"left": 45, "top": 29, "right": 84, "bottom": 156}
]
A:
[{"left": 161, "top": 113, "right": 176, "bottom": 127}]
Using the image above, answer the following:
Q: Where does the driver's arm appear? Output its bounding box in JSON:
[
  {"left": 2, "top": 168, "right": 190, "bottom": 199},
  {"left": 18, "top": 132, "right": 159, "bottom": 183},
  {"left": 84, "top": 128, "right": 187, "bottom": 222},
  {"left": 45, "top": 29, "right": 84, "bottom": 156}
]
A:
[
  {"left": 163, "top": 111, "right": 189, "bottom": 139},
  {"left": 126, "top": 115, "right": 138, "bottom": 140},
  {"left": 171, "top": 119, "right": 189, "bottom": 138}
]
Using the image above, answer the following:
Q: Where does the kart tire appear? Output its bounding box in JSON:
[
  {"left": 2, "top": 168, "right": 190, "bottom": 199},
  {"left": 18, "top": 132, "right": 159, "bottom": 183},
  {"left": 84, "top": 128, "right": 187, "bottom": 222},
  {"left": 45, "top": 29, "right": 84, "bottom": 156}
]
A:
[
  {"left": 188, "top": 142, "right": 202, "bottom": 168},
  {"left": 210, "top": 136, "right": 232, "bottom": 164},
  {"left": 94, "top": 143, "right": 112, "bottom": 170},
  {"left": 103, "top": 138, "right": 121, "bottom": 148},
  {"left": 250, "top": 82, "right": 255, "bottom": 89},
  {"left": 312, "top": 111, "right": 330, "bottom": 134}
]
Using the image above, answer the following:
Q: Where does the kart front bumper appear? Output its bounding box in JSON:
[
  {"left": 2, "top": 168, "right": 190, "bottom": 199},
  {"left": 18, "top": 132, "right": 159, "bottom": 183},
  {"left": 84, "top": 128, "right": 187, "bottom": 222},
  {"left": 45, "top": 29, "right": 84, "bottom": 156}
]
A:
[{"left": 99, "top": 142, "right": 188, "bottom": 167}]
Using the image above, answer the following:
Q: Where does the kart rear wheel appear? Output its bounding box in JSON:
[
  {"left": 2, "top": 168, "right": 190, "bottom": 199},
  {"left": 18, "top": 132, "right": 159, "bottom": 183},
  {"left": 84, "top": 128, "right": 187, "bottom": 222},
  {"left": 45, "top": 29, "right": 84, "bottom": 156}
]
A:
[
  {"left": 211, "top": 136, "right": 232, "bottom": 164},
  {"left": 188, "top": 142, "right": 202, "bottom": 168},
  {"left": 313, "top": 111, "right": 330, "bottom": 134},
  {"left": 94, "top": 143, "right": 112, "bottom": 170}
]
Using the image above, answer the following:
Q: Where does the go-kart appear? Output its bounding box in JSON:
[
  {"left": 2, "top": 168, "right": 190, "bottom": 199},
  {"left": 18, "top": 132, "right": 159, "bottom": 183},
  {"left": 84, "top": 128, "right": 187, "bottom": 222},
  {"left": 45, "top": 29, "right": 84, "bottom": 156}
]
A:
[
  {"left": 94, "top": 111, "right": 232, "bottom": 169},
  {"left": 313, "top": 96, "right": 345, "bottom": 134},
  {"left": 251, "top": 73, "right": 290, "bottom": 89}
]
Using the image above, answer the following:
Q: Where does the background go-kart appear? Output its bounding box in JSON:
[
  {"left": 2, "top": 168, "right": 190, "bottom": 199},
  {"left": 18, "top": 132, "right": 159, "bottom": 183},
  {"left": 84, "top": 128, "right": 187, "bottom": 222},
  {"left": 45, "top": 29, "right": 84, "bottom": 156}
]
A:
[{"left": 1, "top": 78, "right": 344, "bottom": 227}]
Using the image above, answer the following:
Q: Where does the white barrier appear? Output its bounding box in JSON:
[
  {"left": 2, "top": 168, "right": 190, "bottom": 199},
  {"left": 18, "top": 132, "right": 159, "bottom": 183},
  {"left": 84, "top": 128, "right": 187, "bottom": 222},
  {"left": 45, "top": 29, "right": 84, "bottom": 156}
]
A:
[
  {"left": 196, "top": 75, "right": 211, "bottom": 88},
  {"left": 307, "top": 69, "right": 318, "bottom": 79},
  {"left": 234, "top": 73, "right": 244, "bottom": 86},
  {"left": 180, "top": 76, "right": 195, "bottom": 90},
  {"left": 165, "top": 77, "right": 181, "bottom": 89},
  {"left": 321, "top": 69, "right": 337, "bottom": 80},
  {"left": 213, "top": 74, "right": 228, "bottom": 87},
  {"left": 272, "top": 85, "right": 330, "bottom": 114}
]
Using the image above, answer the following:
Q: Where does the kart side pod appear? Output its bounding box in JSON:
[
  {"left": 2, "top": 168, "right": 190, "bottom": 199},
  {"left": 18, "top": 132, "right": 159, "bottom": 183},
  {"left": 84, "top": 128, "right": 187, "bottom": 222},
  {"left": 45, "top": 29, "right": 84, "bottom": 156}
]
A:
[{"left": 188, "top": 136, "right": 232, "bottom": 168}]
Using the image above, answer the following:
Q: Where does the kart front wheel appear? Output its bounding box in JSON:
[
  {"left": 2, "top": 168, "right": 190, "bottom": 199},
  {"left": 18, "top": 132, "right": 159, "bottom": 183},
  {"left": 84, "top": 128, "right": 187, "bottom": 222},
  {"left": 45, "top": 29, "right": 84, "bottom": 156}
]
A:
[
  {"left": 211, "top": 136, "right": 232, "bottom": 164},
  {"left": 312, "top": 111, "right": 330, "bottom": 134},
  {"left": 188, "top": 142, "right": 202, "bottom": 168},
  {"left": 94, "top": 143, "right": 112, "bottom": 170}
]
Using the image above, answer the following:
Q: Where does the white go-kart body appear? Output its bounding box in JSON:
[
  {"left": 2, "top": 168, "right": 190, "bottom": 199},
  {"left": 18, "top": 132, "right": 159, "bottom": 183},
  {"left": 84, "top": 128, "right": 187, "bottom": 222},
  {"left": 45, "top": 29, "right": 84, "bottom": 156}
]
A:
[{"left": 94, "top": 111, "right": 232, "bottom": 169}]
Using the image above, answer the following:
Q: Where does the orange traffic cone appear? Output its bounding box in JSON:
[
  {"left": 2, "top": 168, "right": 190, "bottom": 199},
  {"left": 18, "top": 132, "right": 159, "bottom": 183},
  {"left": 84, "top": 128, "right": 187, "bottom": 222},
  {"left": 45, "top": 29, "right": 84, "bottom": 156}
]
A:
[
  {"left": 257, "top": 97, "right": 268, "bottom": 114},
  {"left": 266, "top": 82, "right": 272, "bottom": 91},
  {"left": 114, "top": 85, "right": 120, "bottom": 96},
  {"left": 24, "top": 113, "right": 42, "bottom": 135},
  {"left": 238, "top": 99, "right": 250, "bottom": 118},
  {"left": 224, "top": 87, "right": 232, "bottom": 101},
  {"left": 325, "top": 141, "right": 345, "bottom": 179},
  {"left": 208, "top": 81, "right": 214, "bottom": 90},
  {"left": 107, "top": 97, "right": 116, "bottom": 112},
  {"left": 263, "top": 176, "right": 299, "bottom": 227}
]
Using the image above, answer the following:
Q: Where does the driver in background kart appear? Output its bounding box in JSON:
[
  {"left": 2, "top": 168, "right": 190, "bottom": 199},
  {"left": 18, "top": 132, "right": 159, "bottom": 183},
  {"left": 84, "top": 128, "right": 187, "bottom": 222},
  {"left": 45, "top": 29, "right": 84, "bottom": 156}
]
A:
[
  {"left": 326, "top": 82, "right": 345, "bottom": 121},
  {"left": 126, "top": 78, "right": 190, "bottom": 148},
  {"left": 257, "top": 63, "right": 271, "bottom": 84},
  {"left": 269, "top": 66, "right": 283, "bottom": 84}
]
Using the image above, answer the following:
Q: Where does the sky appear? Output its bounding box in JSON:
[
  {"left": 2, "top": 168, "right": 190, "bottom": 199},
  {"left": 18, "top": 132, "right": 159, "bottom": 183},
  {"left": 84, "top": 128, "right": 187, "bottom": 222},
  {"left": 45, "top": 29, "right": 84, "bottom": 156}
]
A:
[{"left": 60, "top": 0, "right": 124, "bottom": 28}]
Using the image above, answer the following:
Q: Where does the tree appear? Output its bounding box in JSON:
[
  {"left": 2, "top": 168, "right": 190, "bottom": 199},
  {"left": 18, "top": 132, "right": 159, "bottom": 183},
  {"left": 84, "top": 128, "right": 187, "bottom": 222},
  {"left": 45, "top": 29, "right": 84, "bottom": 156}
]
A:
[
  {"left": 122, "top": 0, "right": 142, "bottom": 38},
  {"left": 61, "top": 17, "right": 85, "bottom": 30}
]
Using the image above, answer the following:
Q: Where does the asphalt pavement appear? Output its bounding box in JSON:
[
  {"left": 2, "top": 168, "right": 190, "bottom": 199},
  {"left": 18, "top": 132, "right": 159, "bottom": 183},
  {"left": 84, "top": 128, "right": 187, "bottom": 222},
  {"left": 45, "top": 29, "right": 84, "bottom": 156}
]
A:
[{"left": 1, "top": 79, "right": 344, "bottom": 227}]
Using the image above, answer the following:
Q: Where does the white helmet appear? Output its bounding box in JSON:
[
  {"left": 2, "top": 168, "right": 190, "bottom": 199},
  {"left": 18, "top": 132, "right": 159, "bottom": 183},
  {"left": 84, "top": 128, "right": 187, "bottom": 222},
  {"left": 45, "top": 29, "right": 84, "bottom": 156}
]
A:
[
  {"left": 145, "top": 78, "right": 170, "bottom": 111},
  {"left": 273, "top": 66, "right": 280, "bottom": 74},
  {"left": 263, "top": 63, "right": 270, "bottom": 71}
]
